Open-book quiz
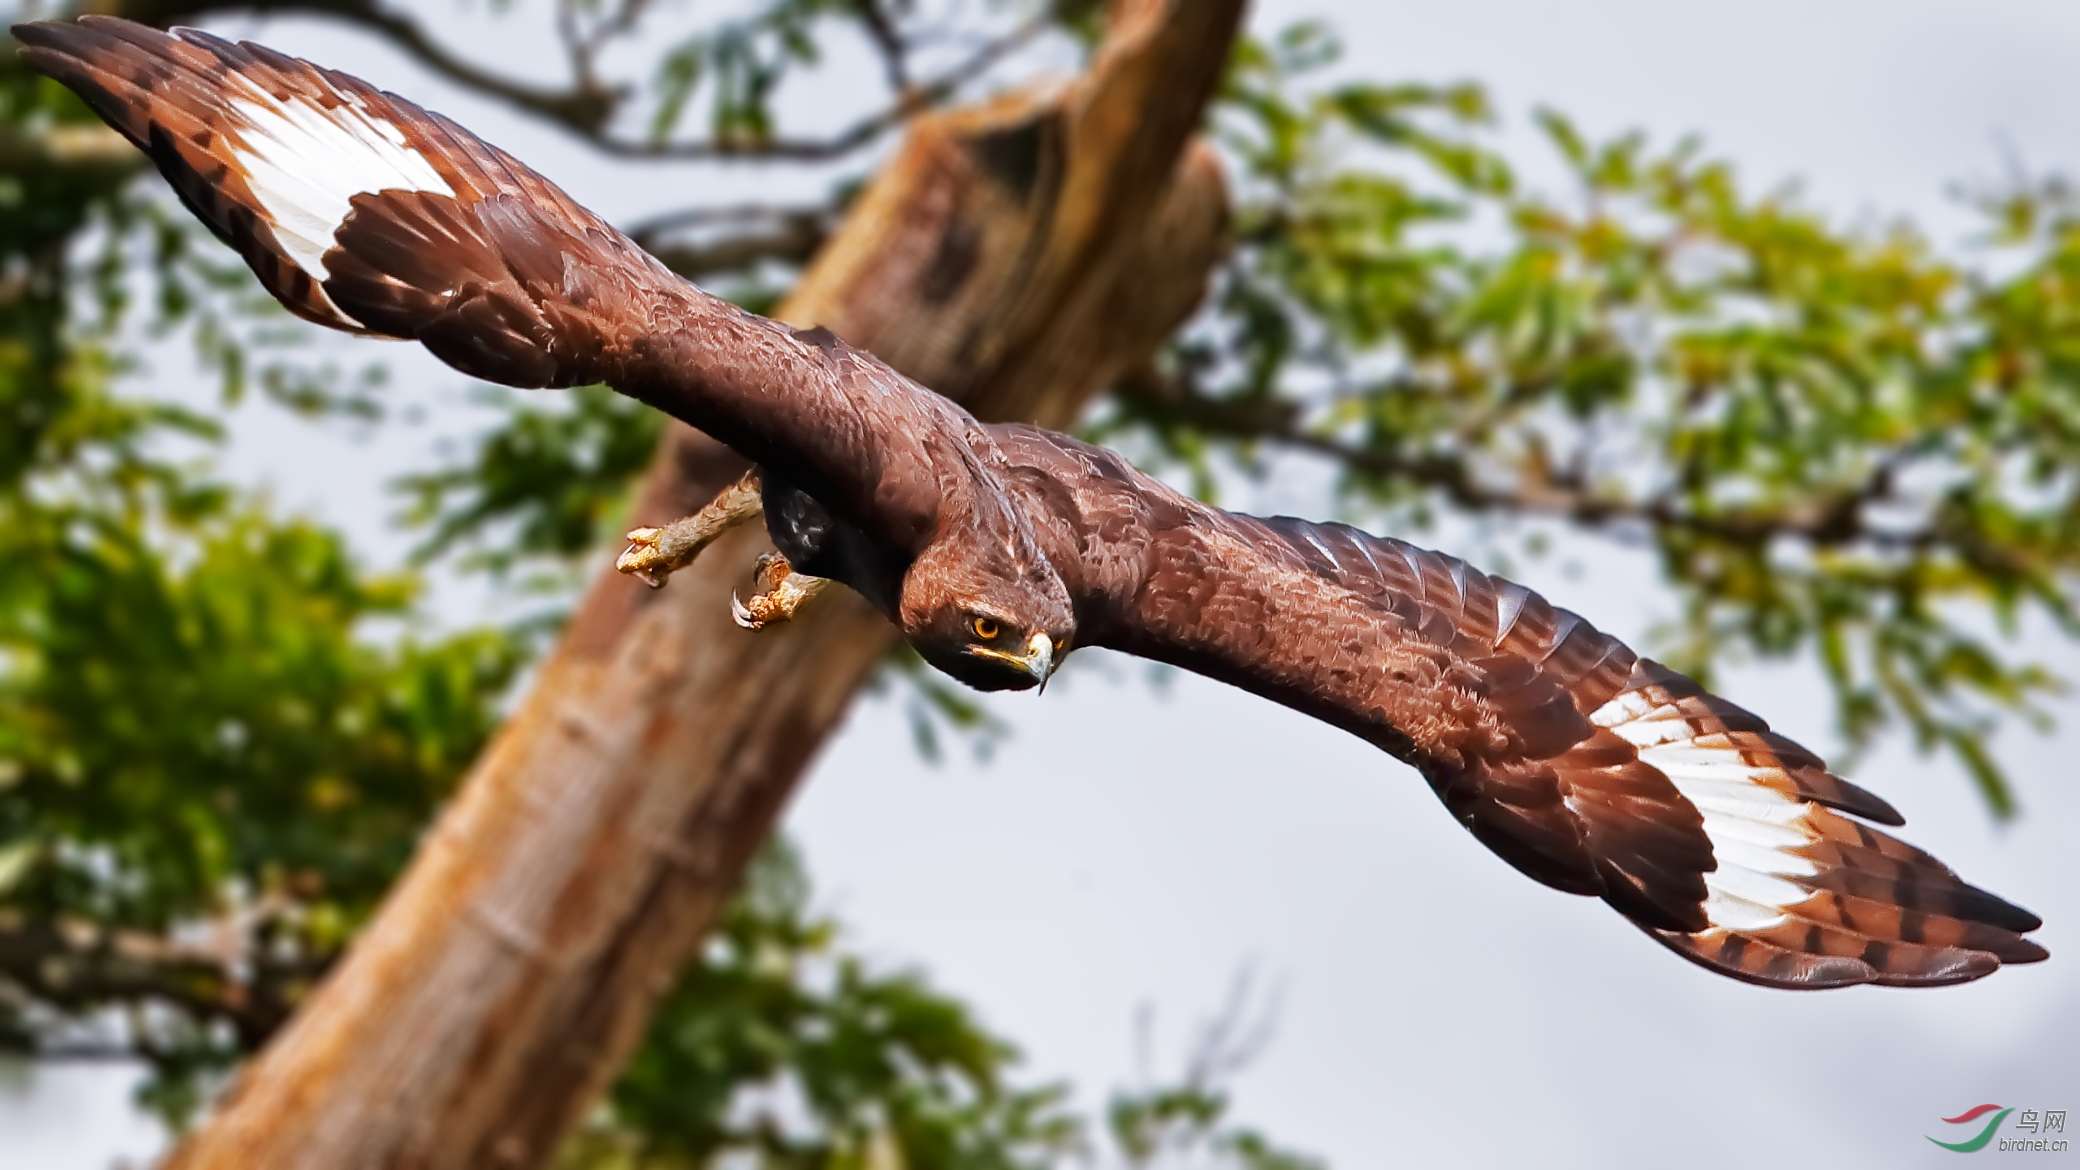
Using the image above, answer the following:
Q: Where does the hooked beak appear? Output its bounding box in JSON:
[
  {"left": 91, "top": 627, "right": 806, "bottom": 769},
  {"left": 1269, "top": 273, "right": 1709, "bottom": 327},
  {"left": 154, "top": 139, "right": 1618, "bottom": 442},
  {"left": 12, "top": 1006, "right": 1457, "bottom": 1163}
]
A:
[
  {"left": 964, "top": 631, "right": 1062, "bottom": 692},
  {"left": 1026, "top": 631, "right": 1056, "bottom": 695}
]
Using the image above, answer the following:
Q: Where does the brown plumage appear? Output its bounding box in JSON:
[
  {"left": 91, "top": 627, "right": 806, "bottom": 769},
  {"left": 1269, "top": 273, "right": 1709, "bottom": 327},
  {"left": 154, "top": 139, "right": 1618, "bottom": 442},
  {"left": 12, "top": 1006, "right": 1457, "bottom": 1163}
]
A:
[{"left": 19, "top": 15, "right": 2046, "bottom": 988}]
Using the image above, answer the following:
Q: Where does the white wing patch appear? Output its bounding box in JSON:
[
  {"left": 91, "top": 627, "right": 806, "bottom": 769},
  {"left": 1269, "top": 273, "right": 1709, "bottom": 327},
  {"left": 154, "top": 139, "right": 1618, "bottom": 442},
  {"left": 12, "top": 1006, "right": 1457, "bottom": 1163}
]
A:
[
  {"left": 222, "top": 75, "right": 454, "bottom": 316},
  {"left": 1592, "top": 688, "right": 1821, "bottom": 933}
]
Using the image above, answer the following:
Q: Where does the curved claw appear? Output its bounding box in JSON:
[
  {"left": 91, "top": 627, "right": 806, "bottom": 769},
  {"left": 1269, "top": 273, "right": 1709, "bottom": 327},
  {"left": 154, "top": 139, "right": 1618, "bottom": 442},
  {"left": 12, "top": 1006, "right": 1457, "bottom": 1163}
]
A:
[
  {"left": 616, "top": 527, "right": 671, "bottom": 589},
  {"left": 730, "top": 554, "right": 828, "bottom": 630},
  {"left": 730, "top": 590, "right": 763, "bottom": 630}
]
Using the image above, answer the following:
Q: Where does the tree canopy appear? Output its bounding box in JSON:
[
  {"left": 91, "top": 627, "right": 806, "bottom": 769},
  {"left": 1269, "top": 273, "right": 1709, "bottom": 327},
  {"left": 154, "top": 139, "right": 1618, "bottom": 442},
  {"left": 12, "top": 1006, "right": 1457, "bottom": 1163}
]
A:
[{"left": 4, "top": 1, "right": 2077, "bottom": 1165}]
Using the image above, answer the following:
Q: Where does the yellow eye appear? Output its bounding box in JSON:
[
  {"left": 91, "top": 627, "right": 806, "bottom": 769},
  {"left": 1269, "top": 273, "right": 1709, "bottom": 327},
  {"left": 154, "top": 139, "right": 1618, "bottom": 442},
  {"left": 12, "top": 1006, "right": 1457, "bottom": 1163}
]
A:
[{"left": 972, "top": 616, "right": 1001, "bottom": 640}]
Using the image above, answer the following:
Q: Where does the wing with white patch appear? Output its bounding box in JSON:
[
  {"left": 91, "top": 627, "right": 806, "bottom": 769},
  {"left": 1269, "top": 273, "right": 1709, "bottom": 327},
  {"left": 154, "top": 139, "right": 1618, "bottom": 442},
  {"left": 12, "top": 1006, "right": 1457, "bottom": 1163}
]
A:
[
  {"left": 13, "top": 15, "right": 664, "bottom": 388},
  {"left": 992, "top": 427, "right": 2048, "bottom": 988},
  {"left": 17, "top": 16, "right": 457, "bottom": 332},
  {"left": 1594, "top": 661, "right": 2046, "bottom": 987},
  {"left": 19, "top": 16, "right": 1025, "bottom": 562},
  {"left": 219, "top": 74, "right": 455, "bottom": 292}
]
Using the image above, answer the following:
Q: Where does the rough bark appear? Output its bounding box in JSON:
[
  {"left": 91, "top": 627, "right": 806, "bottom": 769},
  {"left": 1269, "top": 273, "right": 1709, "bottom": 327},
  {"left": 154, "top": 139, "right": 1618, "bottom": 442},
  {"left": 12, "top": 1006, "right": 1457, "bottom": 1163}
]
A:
[{"left": 163, "top": 2, "right": 1242, "bottom": 1167}]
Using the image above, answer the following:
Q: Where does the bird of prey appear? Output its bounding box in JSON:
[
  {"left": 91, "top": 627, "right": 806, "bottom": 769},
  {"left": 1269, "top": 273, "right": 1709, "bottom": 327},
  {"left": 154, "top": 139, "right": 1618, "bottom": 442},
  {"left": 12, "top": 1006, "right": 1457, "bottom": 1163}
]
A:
[{"left": 18, "top": 15, "right": 2048, "bottom": 989}]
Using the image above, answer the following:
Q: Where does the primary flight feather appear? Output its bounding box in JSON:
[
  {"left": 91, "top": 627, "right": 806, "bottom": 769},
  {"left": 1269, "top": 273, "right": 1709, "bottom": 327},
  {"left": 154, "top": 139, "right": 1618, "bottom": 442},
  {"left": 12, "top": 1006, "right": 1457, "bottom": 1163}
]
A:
[{"left": 18, "top": 14, "right": 2047, "bottom": 989}]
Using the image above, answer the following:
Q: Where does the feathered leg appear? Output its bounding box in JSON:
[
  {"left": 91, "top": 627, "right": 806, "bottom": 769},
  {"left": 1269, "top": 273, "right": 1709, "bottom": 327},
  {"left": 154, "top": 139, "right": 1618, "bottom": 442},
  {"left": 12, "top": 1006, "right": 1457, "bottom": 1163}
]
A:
[{"left": 617, "top": 469, "right": 765, "bottom": 588}]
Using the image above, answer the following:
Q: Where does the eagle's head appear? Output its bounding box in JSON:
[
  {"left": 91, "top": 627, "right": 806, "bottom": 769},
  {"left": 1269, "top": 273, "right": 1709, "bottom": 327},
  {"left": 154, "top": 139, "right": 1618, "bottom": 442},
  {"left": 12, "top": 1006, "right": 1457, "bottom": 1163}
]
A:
[{"left": 897, "top": 526, "right": 1075, "bottom": 693}]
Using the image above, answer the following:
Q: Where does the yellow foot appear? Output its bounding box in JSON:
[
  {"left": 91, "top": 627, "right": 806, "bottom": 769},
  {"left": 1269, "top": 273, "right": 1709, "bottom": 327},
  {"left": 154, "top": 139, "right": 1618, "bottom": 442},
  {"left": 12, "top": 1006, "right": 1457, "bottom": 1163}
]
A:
[
  {"left": 616, "top": 469, "right": 764, "bottom": 589},
  {"left": 731, "top": 552, "right": 831, "bottom": 630}
]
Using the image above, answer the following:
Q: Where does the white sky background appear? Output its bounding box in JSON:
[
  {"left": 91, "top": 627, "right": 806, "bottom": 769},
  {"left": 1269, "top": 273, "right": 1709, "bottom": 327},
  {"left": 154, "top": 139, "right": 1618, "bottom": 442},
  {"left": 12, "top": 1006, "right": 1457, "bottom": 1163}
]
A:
[{"left": 4, "top": 2, "right": 2080, "bottom": 1167}]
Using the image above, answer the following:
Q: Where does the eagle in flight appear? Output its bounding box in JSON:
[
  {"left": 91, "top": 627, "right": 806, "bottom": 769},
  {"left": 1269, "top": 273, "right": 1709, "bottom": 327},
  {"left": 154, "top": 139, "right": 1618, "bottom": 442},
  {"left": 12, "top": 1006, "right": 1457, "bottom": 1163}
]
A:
[{"left": 19, "top": 16, "right": 2049, "bottom": 989}]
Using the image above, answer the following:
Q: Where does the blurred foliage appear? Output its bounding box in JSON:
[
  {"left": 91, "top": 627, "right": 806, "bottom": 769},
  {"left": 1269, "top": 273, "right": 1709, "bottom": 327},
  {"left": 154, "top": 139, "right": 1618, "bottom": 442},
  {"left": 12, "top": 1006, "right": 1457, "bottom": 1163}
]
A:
[
  {"left": 1102, "top": 975, "right": 1324, "bottom": 1170},
  {"left": 5, "top": 0, "right": 2080, "bottom": 1164},
  {"left": 394, "top": 383, "right": 661, "bottom": 576},
  {"left": 560, "top": 844, "right": 1315, "bottom": 1170},
  {"left": 558, "top": 842, "right": 1082, "bottom": 1170},
  {"left": 649, "top": 0, "right": 846, "bottom": 146},
  {"left": 870, "top": 644, "right": 1013, "bottom": 765},
  {"left": 0, "top": 40, "right": 527, "bottom": 1125}
]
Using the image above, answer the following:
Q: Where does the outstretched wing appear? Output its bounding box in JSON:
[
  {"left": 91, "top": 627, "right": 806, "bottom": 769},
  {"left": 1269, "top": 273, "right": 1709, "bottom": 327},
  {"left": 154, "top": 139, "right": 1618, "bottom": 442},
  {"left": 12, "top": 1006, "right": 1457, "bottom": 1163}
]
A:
[
  {"left": 995, "top": 425, "right": 2047, "bottom": 988},
  {"left": 14, "top": 16, "right": 961, "bottom": 552},
  {"left": 16, "top": 15, "right": 613, "bottom": 353}
]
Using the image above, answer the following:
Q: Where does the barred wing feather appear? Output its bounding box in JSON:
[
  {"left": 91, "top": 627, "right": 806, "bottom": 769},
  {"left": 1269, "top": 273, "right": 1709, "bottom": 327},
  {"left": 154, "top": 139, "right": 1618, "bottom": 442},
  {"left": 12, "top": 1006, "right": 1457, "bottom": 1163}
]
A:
[
  {"left": 990, "top": 426, "right": 2049, "bottom": 989},
  {"left": 1214, "top": 516, "right": 2046, "bottom": 987},
  {"left": 16, "top": 15, "right": 963, "bottom": 551}
]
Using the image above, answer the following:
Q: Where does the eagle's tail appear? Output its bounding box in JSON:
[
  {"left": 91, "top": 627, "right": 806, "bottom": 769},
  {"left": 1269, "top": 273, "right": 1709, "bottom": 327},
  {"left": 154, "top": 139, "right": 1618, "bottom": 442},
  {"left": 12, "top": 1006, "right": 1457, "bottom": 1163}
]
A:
[{"left": 15, "top": 16, "right": 663, "bottom": 388}]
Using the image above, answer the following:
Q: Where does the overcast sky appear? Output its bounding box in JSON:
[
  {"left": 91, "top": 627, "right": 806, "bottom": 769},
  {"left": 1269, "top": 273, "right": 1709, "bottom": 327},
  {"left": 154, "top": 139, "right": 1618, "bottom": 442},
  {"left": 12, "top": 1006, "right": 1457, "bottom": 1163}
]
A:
[{"left": 5, "top": 3, "right": 2079, "bottom": 1168}]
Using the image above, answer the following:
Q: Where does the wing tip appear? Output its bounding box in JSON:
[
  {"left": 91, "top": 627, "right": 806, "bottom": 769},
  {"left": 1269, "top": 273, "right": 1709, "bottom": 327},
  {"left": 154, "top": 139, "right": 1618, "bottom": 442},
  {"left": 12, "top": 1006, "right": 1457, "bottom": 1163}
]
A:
[
  {"left": 1869, "top": 948, "right": 2005, "bottom": 989},
  {"left": 12, "top": 19, "right": 96, "bottom": 77},
  {"left": 1988, "top": 934, "right": 2051, "bottom": 965},
  {"left": 1826, "top": 774, "right": 1905, "bottom": 826},
  {"left": 1647, "top": 926, "right": 1878, "bottom": 989},
  {"left": 1980, "top": 892, "right": 2046, "bottom": 936},
  {"left": 1644, "top": 926, "right": 2036, "bottom": 990},
  {"left": 13, "top": 13, "right": 165, "bottom": 54},
  {"left": 10, "top": 19, "right": 55, "bottom": 47}
]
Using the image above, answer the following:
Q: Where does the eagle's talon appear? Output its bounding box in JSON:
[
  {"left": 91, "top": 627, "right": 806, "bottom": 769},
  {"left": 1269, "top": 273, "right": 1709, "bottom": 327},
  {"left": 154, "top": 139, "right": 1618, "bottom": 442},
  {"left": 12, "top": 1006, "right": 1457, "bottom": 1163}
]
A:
[
  {"left": 730, "top": 591, "right": 763, "bottom": 630},
  {"left": 617, "top": 528, "right": 671, "bottom": 588},
  {"left": 730, "top": 553, "right": 829, "bottom": 630},
  {"left": 751, "top": 552, "right": 786, "bottom": 592},
  {"left": 613, "top": 471, "right": 765, "bottom": 589}
]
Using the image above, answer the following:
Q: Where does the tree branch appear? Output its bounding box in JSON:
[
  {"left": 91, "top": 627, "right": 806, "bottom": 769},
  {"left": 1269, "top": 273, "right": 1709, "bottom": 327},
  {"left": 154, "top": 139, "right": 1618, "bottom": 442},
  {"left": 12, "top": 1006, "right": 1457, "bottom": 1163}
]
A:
[
  {"left": 97, "top": 0, "right": 622, "bottom": 132},
  {"left": 849, "top": 0, "right": 911, "bottom": 92},
  {"left": 588, "top": 12, "right": 1046, "bottom": 161},
  {"left": 99, "top": 0, "right": 1043, "bottom": 160},
  {"left": 627, "top": 203, "right": 838, "bottom": 279},
  {"left": 0, "top": 912, "right": 325, "bottom": 1052},
  {"left": 1113, "top": 363, "right": 1927, "bottom": 553}
]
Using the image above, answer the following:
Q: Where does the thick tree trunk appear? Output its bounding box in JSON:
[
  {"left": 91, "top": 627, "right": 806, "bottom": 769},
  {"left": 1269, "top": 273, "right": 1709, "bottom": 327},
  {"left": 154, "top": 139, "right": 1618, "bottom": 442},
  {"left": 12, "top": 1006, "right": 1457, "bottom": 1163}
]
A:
[{"left": 164, "top": 2, "right": 1242, "bottom": 1167}]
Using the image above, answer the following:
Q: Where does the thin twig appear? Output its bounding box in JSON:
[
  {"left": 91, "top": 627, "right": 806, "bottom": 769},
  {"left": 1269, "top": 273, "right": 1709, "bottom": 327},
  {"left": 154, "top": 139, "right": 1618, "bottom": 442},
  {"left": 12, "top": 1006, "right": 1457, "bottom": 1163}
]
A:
[
  {"left": 590, "top": 11, "right": 1048, "bottom": 161},
  {"left": 850, "top": 0, "right": 912, "bottom": 91},
  {"left": 1114, "top": 364, "right": 1928, "bottom": 552},
  {"left": 120, "top": 0, "right": 1035, "bottom": 157}
]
